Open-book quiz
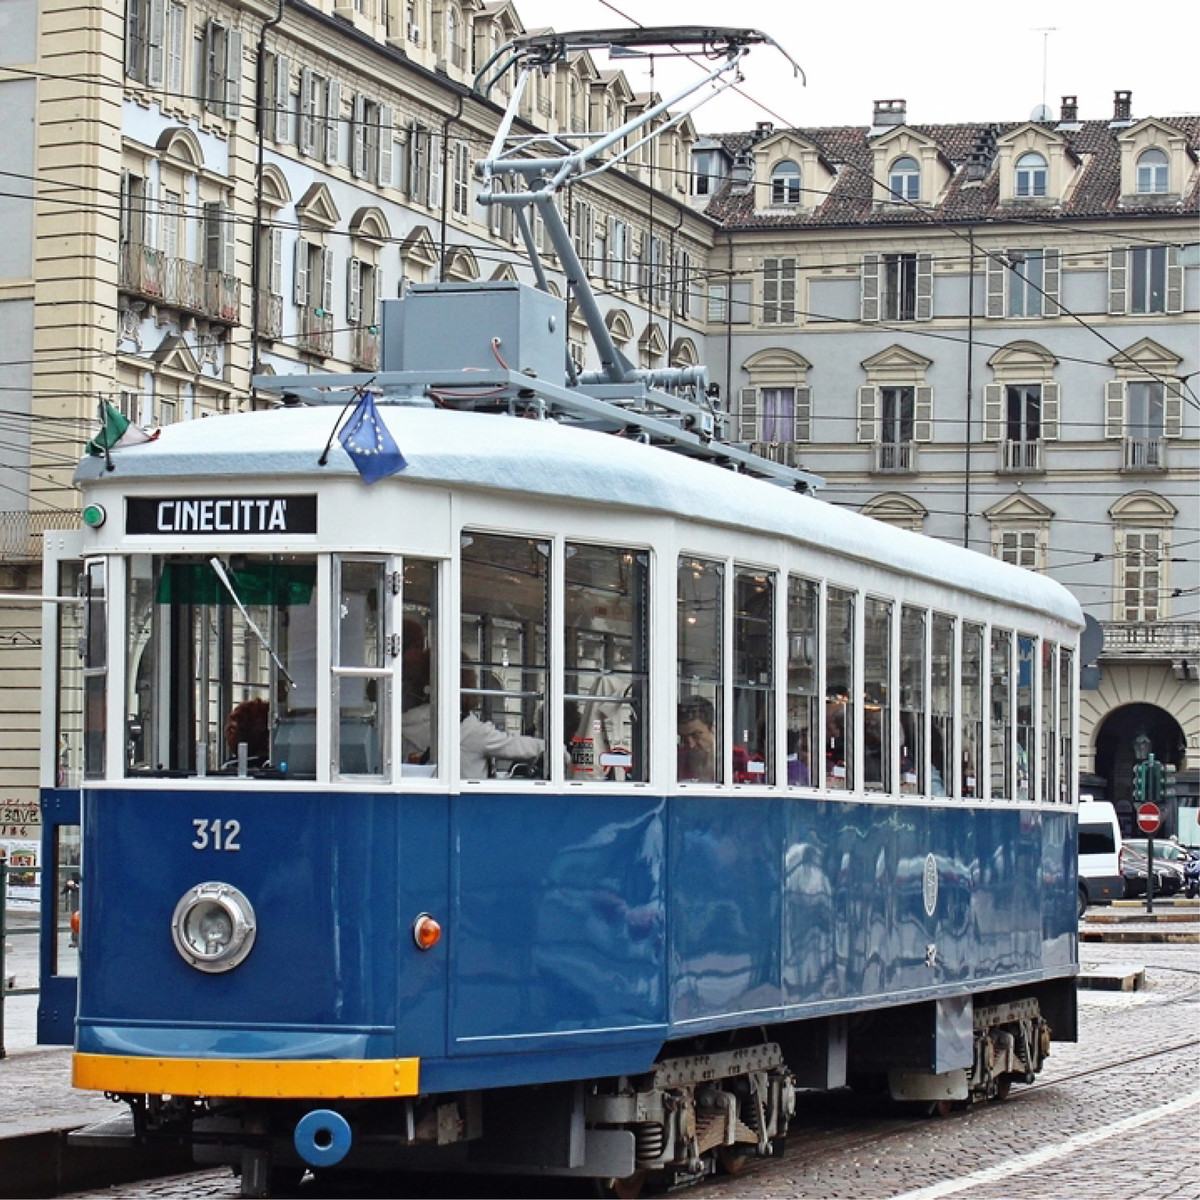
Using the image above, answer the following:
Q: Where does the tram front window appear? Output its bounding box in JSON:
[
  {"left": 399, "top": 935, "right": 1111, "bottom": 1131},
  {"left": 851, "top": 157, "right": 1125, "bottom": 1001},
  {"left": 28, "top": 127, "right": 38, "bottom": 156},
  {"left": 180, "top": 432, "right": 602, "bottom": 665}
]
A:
[{"left": 125, "top": 555, "right": 318, "bottom": 778}]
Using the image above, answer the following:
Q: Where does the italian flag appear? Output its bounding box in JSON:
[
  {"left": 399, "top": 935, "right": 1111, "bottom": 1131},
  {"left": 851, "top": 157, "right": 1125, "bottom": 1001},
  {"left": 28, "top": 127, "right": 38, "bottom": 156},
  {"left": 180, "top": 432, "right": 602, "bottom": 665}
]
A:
[{"left": 86, "top": 400, "right": 159, "bottom": 457}]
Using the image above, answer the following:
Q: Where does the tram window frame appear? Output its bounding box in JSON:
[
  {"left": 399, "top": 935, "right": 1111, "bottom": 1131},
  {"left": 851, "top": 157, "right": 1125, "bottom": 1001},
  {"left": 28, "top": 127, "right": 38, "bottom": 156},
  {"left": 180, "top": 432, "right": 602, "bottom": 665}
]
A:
[
  {"left": 930, "top": 613, "right": 955, "bottom": 797},
  {"left": 786, "top": 575, "right": 819, "bottom": 789},
  {"left": 962, "top": 623, "right": 984, "bottom": 798},
  {"left": 1016, "top": 635, "right": 1035, "bottom": 801},
  {"left": 1059, "top": 646, "right": 1074, "bottom": 803},
  {"left": 81, "top": 559, "right": 107, "bottom": 780},
  {"left": 1040, "top": 640, "right": 1056, "bottom": 804},
  {"left": 564, "top": 542, "right": 649, "bottom": 784},
  {"left": 824, "top": 586, "right": 855, "bottom": 792},
  {"left": 56, "top": 560, "right": 86, "bottom": 788},
  {"left": 989, "top": 628, "right": 1013, "bottom": 800},
  {"left": 863, "top": 597, "right": 893, "bottom": 793},
  {"left": 399, "top": 558, "right": 440, "bottom": 779},
  {"left": 677, "top": 556, "right": 725, "bottom": 784},
  {"left": 899, "top": 605, "right": 926, "bottom": 796},
  {"left": 733, "top": 567, "right": 776, "bottom": 786},
  {"left": 460, "top": 532, "right": 551, "bottom": 783}
]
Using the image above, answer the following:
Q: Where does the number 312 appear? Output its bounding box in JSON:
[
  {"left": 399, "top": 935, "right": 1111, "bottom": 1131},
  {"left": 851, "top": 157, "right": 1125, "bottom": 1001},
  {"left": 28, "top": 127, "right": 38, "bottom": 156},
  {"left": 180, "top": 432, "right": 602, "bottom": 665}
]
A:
[{"left": 192, "top": 818, "right": 241, "bottom": 851}]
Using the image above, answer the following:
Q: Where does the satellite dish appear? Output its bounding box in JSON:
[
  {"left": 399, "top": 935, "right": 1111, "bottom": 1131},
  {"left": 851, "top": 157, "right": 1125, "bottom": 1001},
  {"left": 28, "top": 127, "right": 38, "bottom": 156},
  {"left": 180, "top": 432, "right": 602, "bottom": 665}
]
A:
[{"left": 1031, "top": 103, "right": 1053, "bottom": 122}]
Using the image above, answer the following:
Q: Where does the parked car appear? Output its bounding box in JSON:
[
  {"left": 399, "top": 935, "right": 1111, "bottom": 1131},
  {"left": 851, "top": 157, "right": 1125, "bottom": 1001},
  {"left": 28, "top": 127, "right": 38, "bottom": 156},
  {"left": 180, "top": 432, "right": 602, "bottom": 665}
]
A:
[
  {"left": 1077, "top": 799, "right": 1124, "bottom": 916},
  {"left": 1120, "top": 843, "right": 1185, "bottom": 899}
]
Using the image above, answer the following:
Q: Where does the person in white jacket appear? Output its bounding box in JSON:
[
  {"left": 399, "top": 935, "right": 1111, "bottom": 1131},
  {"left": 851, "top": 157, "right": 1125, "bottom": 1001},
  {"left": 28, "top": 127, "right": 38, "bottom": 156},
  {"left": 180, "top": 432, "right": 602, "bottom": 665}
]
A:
[{"left": 458, "top": 712, "right": 543, "bottom": 780}]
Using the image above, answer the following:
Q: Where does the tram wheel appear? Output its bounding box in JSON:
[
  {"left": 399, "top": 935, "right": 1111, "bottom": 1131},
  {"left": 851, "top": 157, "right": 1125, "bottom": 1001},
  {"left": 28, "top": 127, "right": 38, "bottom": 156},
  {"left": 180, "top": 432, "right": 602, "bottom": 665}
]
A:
[
  {"left": 716, "top": 1145, "right": 750, "bottom": 1175},
  {"left": 593, "top": 1169, "right": 649, "bottom": 1199},
  {"left": 991, "top": 1074, "right": 1013, "bottom": 1102},
  {"left": 927, "top": 1099, "right": 955, "bottom": 1119}
]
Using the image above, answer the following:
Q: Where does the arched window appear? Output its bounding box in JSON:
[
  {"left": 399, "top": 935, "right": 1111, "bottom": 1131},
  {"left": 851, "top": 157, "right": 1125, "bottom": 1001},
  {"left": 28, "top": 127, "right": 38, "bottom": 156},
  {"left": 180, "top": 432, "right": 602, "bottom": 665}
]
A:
[
  {"left": 770, "top": 159, "right": 801, "bottom": 205},
  {"left": 1014, "top": 152, "right": 1047, "bottom": 198},
  {"left": 889, "top": 156, "right": 920, "bottom": 201},
  {"left": 1136, "top": 147, "right": 1169, "bottom": 194}
]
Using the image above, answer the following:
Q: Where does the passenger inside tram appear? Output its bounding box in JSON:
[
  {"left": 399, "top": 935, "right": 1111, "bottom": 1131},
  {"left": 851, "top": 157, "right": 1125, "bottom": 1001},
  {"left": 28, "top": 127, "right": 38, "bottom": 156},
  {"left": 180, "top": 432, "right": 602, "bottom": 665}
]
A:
[
  {"left": 458, "top": 662, "right": 544, "bottom": 780},
  {"left": 677, "top": 695, "right": 717, "bottom": 782}
]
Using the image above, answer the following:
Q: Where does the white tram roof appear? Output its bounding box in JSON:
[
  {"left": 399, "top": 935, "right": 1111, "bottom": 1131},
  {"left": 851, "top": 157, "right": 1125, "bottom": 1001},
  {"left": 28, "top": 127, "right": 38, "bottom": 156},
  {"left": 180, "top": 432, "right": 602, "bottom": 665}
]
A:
[{"left": 76, "top": 405, "right": 1083, "bottom": 629}]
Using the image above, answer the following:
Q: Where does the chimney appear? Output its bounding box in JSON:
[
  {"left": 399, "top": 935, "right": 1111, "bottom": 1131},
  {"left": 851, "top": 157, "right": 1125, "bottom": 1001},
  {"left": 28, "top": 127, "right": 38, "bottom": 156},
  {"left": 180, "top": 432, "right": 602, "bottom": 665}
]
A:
[
  {"left": 873, "top": 99, "right": 906, "bottom": 128},
  {"left": 753, "top": 121, "right": 774, "bottom": 143},
  {"left": 1113, "top": 90, "right": 1132, "bottom": 121},
  {"left": 1060, "top": 95, "right": 1078, "bottom": 123},
  {"left": 730, "top": 149, "right": 753, "bottom": 193}
]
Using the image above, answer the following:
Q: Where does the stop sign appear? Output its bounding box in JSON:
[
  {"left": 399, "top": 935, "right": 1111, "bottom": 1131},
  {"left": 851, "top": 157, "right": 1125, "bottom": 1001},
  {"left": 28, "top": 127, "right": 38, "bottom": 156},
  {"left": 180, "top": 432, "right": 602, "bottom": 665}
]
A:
[{"left": 1136, "top": 802, "right": 1161, "bottom": 834}]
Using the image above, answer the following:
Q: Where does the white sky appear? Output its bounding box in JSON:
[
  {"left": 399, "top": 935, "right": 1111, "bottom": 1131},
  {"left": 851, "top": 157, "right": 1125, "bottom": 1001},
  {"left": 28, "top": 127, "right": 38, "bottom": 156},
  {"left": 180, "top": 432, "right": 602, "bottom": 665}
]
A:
[{"left": 509, "top": 0, "right": 1199, "bottom": 131}]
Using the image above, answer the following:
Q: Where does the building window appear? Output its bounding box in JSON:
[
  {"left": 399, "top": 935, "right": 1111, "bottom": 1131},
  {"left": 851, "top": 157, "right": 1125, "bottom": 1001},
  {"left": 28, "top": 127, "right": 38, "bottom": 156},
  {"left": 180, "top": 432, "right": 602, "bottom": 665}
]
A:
[
  {"left": 999, "top": 530, "right": 1040, "bottom": 569},
  {"left": 126, "top": 0, "right": 164, "bottom": 86},
  {"left": 770, "top": 160, "right": 801, "bottom": 205},
  {"left": 888, "top": 156, "right": 920, "bottom": 201},
  {"left": 1008, "top": 250, "right": 1043, "bottom": 318},
  {"left": 1119, "top": 530, "right": 1163, "bottom": 621},
  {"left": 1130, "top": 246, "right": 1168, "bottom": 314},
  {"left": 451, "top": 139, "right": 471, "bottom": 217},
  {"left": 762, "top": 257, "right": 796, "bottom": 325},
  {"left": 692, "top": 149, "right": 723, "bottom": 196},
  {"left": 1136, "top": 147, "right": 1169, "bottom": 194},
  {"left": 1014, "top": 152, "right": 1047, "bottom": 198},
  {"left": 876, "top": 386, "right": 914, "bottom": 472}
]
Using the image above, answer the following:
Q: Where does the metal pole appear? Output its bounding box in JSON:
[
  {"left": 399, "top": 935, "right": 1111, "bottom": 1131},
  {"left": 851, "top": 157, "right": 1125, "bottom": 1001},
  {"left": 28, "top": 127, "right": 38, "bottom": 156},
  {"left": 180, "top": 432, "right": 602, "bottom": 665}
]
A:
[
  {"left": 1146, "top": 834, "right": 1154, "bottom": 915},
  {"left": 1, "top": 860, "right": 8, "bottom": 1058}
]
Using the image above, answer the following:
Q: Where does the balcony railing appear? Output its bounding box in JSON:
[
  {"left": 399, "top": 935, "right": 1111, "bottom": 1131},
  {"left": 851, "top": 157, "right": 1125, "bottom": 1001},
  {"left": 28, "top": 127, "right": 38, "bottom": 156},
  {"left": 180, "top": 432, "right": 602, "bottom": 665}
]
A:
[
  {"left": 257, "top": 292, "right": 283, "bottom": 341},
  {"left": 872, "top": 440, "right": 916, "bottom": 474},
  {"left": 750, "top": 440, "right": 801, "bottom": 468},
  {"left": 297, "top": 308, "right": 334, "bottom": 357},
  {"left": 352, "top": 325, "right": 381, "bottom": 370},
  {"left": 1122, "top": 437, "right": 1167, "bottom": 471},
  {"left": 119, "top": 244, "right": 241, "bottom": 325},
  {"left": 998, "top": 438, "right": 1043, "bottom": 473},
  {"left": 1100, "top": 620, "right": 1200, "bottom": 659}
]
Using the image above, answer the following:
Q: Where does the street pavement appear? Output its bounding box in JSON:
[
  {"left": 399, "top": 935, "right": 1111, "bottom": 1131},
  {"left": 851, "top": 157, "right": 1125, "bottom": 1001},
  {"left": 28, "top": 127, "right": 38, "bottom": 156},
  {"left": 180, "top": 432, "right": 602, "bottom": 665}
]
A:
[{"left": 1, "top": 906, "right": 1197, "bottom": 1199}]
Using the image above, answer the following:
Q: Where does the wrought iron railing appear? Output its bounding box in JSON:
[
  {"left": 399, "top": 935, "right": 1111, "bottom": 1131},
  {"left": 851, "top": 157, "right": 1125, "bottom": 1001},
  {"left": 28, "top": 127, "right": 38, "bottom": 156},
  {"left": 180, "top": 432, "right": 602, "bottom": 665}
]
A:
[{"left": 1100, "top": 620, "right": 1200, "bottom": 658}]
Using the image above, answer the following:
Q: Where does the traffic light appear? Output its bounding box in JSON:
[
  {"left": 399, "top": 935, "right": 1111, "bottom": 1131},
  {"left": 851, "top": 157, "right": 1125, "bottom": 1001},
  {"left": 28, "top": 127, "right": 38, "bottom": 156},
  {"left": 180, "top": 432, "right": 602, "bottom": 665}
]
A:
[
  {"left": 1132, "top": 761, "right": 1145, "bottom": 804},
  {"left": 1163, "top": 763, "right": 1177, "bottom": 804},
  {"left": 1147, "top": 757, "right": 1163, "bottom": 805}
]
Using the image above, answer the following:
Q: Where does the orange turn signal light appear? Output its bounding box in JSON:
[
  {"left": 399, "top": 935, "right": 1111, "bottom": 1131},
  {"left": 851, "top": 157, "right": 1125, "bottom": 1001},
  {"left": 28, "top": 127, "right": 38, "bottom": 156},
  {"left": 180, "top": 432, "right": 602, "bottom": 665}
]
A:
[{"left": 412, "top": 913, "right": 442, "bottom": 951}]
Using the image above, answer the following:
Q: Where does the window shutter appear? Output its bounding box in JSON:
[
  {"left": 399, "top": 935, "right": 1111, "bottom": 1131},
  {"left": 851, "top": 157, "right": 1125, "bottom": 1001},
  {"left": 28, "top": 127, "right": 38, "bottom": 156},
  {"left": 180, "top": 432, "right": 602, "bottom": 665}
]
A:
[
  {"left": 166, "top": 2, "right": 185, "bottom": 97},
  {"left": 324, "top": 80, "right": 341, "bottom": 165},
  {"left": 351, "top": 93, "right": 366, "bottom": 178},
  {"left": 781, "top": 257, "right": 796, "bottom": 324},
  {"left": 638, "top": 231, "right": 650, "bottom": 301},
  {"left": 268, "top": 227, "right": 283, "bottom": 294},
  {"left": 861, "top": 254, "right": 880, "bottom": 323},
  {"left": 738, "top": 387, "right": 758, "bottom": 442},
  {"left": 221, "top": 203, "right": 235, "bottom": 276},
  {"left": 857, "top": 385, "right": 877, "bottom": 442},
  {"left": 1166, "top": 246, "right": 1183, "bottom": 314},
  {"left": 1043, "top": 248, "right": 1061, "bottom": 317},
  {"left": 293, "top": 239, "right": 309, "bottom": 306},
  {"left": 321, "top": 247, "right": 335, "bottom": 314},
  {"left": 794, "top": 386, "right": 812, "bottom": 443},
  {"left": 224, "top": 28, "right": 242, "bottom": 120},
  {"left": 347, "top": 256, "right": 362, "bottom": 323},
  {"left": 377, "top": 105, "right": 394, "bottom": 186},
  {"left": 1108, "top": 248, "right": 1127, "bottom": 315},
  {"left": 983, "top": 383, "right": 1004, "bottom": 441},
  {"left": 125, "top": 0, "right": 143, "bottom": 78},
  {"left": 915, "top": 252, "right": 934, "bottom": 321},
  {"left": 763, "top": 257, "right": 779, "bottom": 324},
  {"left": 1104, "top": 380, "right": 1125, "bottom": 438},
  {"left": 428, "top": 133, "right": 442, "bottom": 208},
  {"left": 914, "top": 385, "right": 933, "bottom": 442},
  {"left": 146, "top": 0, "right": 166, "bottom": 87},
  {"left": 203, "top": 201, "right": 222, "bottom": 270},
  {"left": 272, "top": 54, "right": 290, "bottom": 142},
  {"left": 1041, "top": 381, "right": 1059, "bottom": 441},
  {"left": 985, "top": 253, "right": 1005, "bottom": 318},
  {"left": 298, "top": 68, "right": 315, "bottom": 156},
  {"left": 1164, "top": 380, "right": 1183, "bottom": 438}
]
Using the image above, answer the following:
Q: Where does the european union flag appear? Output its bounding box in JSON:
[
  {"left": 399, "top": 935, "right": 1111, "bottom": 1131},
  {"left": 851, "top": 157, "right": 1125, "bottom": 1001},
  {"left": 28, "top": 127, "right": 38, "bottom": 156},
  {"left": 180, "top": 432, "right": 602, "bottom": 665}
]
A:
[{"left": 339, "top": 392, "right": 407, "bottom": 484}]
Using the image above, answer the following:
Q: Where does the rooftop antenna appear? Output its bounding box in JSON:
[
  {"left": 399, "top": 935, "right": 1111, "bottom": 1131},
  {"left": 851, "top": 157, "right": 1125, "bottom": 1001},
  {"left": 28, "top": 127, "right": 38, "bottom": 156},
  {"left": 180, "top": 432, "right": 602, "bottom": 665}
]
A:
[{"left": 1033, "top": 27, "right": 1057, "bottom": 116}]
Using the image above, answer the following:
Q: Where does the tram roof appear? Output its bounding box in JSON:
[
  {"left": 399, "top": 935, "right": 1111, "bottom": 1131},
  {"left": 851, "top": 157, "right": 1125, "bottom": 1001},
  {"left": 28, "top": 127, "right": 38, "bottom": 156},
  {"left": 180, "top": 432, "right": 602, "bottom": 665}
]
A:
[{"left": 76, "top": 405, "right": 1083, "bottom": 629}]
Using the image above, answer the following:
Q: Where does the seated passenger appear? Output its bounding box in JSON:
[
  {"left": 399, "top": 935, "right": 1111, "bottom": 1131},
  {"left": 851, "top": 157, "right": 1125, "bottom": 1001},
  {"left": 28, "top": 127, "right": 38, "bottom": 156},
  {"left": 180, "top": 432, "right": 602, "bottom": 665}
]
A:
[
  {"left": 224, "top": 698, "right": 270, "bottom": 769},
  {"left": 459, "top": 665, "right": 543, "bottom": 780},
  {"left": 677, "top": 696, "right": 716, "bottom": 782}
]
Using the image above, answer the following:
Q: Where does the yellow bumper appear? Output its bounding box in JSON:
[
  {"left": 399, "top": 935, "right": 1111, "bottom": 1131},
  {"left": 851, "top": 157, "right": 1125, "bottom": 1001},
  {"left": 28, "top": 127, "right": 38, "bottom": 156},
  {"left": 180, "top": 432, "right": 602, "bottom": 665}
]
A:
[{"left": 73, "top": 1053, "right": 420, "bottom": 1099}]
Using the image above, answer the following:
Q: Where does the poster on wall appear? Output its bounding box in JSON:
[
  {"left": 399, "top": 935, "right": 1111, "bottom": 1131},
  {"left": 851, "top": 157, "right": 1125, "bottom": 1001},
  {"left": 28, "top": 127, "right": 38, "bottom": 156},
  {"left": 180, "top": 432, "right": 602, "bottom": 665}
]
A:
[{"left": 0, "top": 837, "right": 40, "bottom": 910}]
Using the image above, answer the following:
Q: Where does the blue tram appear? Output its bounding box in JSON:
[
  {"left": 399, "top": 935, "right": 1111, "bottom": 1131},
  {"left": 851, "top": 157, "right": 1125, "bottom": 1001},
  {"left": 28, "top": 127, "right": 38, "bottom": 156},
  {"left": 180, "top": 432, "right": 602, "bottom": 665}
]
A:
[{"left": 49, "top": 28, "right": 1082, "bottom": 1198}]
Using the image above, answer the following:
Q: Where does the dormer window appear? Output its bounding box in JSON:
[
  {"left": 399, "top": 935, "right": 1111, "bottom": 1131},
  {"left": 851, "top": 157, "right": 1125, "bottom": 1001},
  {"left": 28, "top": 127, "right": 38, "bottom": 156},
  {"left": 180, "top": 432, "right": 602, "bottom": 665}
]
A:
[
  {"left": 1136, "top": 147, "right": 1169, "bottom": 194},
  {"left": 770, "top": 160, "right": 801, "bottom": 205},
  {"left": 1015, "top": 152, "right": 1047, "bottom": 198},
  {"left": 889, "top": 156, "right": 920, "bottom": 201}
]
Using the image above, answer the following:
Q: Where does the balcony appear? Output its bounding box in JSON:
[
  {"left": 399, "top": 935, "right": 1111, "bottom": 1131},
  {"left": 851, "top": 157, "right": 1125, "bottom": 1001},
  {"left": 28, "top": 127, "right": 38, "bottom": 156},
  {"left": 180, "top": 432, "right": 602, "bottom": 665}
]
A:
[
  {"left": 352, "top": 325, "right": 381, "bottom": 370},
  {"left": 872, "top": 440, "right": 917, "bottom": 474},
  {"left": 998, "top": 438, "right": 1044, "bottom": 473},
  {"left": 297, "top": 308, "right": 334, "bottom": 358},
  {"left": 257, "top": 292, "right": 283, "bottom": 341},
  {"left": 1122, "top": 437, "right": 1167, "bottom": 472},
  {"left": 750, "top": 440, "right": 801, "bottom": 468},
  {"left": 119, "top": 243, "right": 241, "bottom": 326},
  {"left": 1100, "top": 621, "right": 1200, "bottom": 660}
]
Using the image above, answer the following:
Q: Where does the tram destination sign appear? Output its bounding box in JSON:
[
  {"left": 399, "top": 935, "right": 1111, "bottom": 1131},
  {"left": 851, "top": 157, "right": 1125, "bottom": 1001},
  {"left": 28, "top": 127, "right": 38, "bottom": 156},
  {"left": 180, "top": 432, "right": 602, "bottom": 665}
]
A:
[{"left": 126, "top": 495, "right": 318, "bottom": 536}]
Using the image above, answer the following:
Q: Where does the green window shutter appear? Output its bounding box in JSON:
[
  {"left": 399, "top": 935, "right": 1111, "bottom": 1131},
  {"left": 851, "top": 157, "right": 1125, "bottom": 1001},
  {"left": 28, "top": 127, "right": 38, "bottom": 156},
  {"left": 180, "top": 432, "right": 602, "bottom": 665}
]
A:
[
  {"left": 861, "top": 254, "right": 880, "bottom": 323},
  {"left": 1041, "top": 382, "right": 1059, "bottom": 441},
  {"left": 1104, "top": 380, "right": 1125, "bottom": 438},
  {"left": 1108, "top": 248, "right": 1127, "bottom": 315},
  {"left": 914, "top": 385, "right": 933, "bottom": 442},
  {"left": 983, "top": 383, "right": 1004, "bottom": 441},
  {"left": 739, "top": 387, "right": 759, "bottom": 442},
  {"left": 857, "top": 385, "right": 877, "bottom": 442},
  {"left": 915, "top": 252, "right": 934, "bottom": 321},
  {"left": 986, "top": 253, "right": 1005, "bottom": 318},
  {"left": 1043, "top": 248, "right": 1061, "bottom": 317}
]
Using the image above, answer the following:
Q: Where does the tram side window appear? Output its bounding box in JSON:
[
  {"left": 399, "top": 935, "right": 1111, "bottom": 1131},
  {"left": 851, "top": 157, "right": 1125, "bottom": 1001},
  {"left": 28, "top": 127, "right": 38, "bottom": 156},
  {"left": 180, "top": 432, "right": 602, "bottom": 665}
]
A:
[
  {"left": 931, "top": 614, "right": 955, "bottom": 797},
  {"left": 399, "top": 559, "right": 439, "bottom": 777},
  {"left": 460, "top": 533, "right": 550, "bottom": 781},
  {"left": 900, "top": 606, "right": 926, "bottom": 795},
  {"left": 864, "top": 597, "right": 892, "bottom": 793},
  {"left": 962, "top": 623, "right": 984, "bottom": 798},
  {"left": 333, "top": 559, "right": 390, "bottom": 777},
  {"left": 1059, "top": 648, "right": 1074, "bottom": 803},
  {"left": 1040, "top": 642, "right": 1056, "bottom": 803},
  {"left": 678, "top": 557, "right": 724, "bottom": 783},
  {"left": 825, "top": 587, "right": 855, "bottom": 791},
  {"left": 564, "top": 544, "right": 648, "bottom": 783},
  {"left": 734, "top": 569, "right": 775, "bottom": 785},
  {"left": 786, "top": 576, "right": 819, "bottom": 788},
  {"left": 82, "top": 560, "right": 107, "bottom": 779},
  {"left": 57, "top": 561, "right": 85, "bottom": 788},
  {"left": 1016, "top": 635, "right": 1035, "bottom": 801},
  {"left": 125, "top": 555, "right": 318, "bottom": 778},
  {"left": 990, "top": 629, "right": 1013, "bottom": 799}
]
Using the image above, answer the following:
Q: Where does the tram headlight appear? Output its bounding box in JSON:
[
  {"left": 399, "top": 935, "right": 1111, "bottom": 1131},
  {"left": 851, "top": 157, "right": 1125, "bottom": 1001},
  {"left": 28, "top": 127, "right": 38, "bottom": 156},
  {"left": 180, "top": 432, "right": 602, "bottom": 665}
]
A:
[{"left": 171, "top": 882, "right": 257, "bottom": 973}]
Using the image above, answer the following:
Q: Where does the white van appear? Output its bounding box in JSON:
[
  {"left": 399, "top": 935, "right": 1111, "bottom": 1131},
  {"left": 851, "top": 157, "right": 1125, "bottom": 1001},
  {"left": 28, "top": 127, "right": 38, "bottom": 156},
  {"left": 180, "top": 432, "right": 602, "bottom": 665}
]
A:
[{"left": 1077, "top": 798, "right": 1124, "bottom": 916}]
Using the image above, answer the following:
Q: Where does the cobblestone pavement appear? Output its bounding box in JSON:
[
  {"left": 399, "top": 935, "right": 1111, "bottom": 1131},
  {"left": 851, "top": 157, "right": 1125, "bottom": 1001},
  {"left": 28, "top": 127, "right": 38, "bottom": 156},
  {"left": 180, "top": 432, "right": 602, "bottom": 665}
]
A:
[{"left": 44, "top": 939, "right": 1200, "bottom": 1200}]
